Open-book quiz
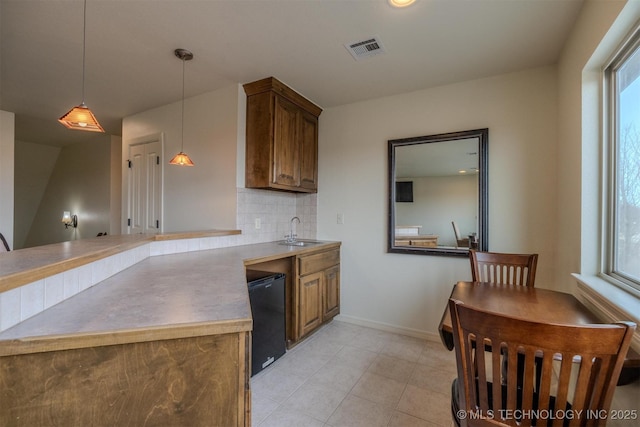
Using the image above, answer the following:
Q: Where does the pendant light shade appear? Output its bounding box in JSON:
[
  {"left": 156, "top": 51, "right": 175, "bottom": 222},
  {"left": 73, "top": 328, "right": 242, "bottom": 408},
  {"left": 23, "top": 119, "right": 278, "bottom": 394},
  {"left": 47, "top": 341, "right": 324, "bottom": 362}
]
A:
[
  {"left": 170, "top": 48, "right": 195, "bottom": 166},
  {"left": 59, "top": 0, "right": 104, "bottom": 132},
  {"left": 169, "top": 151, "right": 195, "bottom": 166},
  {"left": 59, "top": 102, "right": 104, "bottom": 132}
]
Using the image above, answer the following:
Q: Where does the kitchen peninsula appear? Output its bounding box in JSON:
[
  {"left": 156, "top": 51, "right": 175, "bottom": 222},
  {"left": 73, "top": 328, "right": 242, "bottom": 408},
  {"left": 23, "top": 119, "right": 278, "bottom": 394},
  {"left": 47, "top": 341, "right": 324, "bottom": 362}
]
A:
[{"left": 0, "top": 232, "right": 341, "bottom": 426}]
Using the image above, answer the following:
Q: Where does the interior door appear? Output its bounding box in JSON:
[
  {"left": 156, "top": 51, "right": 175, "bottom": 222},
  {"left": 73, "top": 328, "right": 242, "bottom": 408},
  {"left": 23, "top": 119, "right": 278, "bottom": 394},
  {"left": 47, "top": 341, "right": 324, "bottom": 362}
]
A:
[{"left": 129, "top": 140, "right": 162, "bottom": 234}]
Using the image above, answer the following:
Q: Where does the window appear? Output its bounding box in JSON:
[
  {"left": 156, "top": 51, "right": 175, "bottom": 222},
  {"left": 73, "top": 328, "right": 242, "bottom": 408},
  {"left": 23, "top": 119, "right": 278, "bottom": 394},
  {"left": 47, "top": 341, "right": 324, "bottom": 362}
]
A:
[{"left": 604, "top": 25, "right": 640, "bottom": 293}]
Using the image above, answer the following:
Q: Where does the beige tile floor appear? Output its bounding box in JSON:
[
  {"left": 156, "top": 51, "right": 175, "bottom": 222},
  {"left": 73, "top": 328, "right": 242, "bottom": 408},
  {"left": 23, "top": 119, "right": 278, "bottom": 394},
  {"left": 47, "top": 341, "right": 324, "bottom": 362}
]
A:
[
  {"left": 250, "top": 320, "right": 458, "bottom": 427},
  {"left": 250, "top": 319, "right": 640, "bottom": 427}
]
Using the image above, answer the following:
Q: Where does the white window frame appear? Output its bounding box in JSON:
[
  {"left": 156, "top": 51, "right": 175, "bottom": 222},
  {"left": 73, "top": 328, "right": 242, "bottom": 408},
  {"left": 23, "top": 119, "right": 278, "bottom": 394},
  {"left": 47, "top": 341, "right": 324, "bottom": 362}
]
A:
[{"left": 602, "top": 22, "right": 640, "bottom": 297}]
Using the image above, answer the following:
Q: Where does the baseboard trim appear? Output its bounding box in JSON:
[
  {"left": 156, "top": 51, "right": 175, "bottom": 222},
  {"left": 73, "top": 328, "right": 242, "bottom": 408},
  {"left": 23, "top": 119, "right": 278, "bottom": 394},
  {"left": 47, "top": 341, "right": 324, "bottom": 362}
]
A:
[{"left": 334, "top": 314, "right": 442, "bottom": 344}]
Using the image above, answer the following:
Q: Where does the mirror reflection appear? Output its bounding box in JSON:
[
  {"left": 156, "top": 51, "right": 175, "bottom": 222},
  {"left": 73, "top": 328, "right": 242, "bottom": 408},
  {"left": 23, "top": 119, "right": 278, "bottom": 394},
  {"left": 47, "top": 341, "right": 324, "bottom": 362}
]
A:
[{"left": 388, "top": 129, "right": 488, "bottom": 256}]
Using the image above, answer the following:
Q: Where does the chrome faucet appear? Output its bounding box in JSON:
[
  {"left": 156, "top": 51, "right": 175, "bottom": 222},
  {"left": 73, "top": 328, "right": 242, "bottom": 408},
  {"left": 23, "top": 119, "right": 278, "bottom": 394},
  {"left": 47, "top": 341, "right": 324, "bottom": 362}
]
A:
[{"left": 286, "top": 216, "right": 300, "bottom": 243}]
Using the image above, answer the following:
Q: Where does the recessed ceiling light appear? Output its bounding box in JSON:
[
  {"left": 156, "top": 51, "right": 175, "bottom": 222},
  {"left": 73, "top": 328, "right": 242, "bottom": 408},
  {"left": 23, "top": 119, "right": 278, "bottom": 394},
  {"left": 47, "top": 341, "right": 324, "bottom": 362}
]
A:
[{"left": 389, "top": 0, "right": 416, "bottom": 8}]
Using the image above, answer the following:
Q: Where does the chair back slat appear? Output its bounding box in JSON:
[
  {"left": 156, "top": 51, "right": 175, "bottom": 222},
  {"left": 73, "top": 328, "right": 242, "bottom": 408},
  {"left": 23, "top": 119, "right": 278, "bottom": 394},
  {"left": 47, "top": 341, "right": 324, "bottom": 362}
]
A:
[
  {"left": 449, "top": 299, "right": 635, "bottom": 427},
  {"left": 553, "top": 352, "right": 574, "bottom": 424},
  {"left": 520, "top": 347, "right": 537, "bottom": 413},
  {"left": 504, "top": 345, "right": 519, "bottom": 419},
  {"left": 536, "top": 355, "right": 554, "bottom": 413},
  {"left": 470, "top": 250, "right": 538, "bottom": 287},
  {"left": 475, "top": 336, "right": 490, "bottom": 410}
]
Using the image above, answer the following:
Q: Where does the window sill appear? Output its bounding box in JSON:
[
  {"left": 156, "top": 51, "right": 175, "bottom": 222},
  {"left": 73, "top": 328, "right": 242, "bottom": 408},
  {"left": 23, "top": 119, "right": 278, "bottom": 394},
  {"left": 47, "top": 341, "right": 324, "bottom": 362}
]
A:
[{"left": 573, "top": 273, "right": 640, "bottom": 351}]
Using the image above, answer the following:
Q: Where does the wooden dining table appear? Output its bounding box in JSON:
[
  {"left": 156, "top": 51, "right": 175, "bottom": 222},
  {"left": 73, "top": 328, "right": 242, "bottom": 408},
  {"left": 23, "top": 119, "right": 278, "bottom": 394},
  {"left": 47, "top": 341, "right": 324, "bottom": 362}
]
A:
[{"left": 438, "top": 281, "right": 640, "bottom": 385}]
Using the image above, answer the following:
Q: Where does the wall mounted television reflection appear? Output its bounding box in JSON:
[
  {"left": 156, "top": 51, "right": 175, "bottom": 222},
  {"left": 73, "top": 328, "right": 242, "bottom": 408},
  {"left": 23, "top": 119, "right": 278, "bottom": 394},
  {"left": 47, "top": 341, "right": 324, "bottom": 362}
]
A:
[
  {"left": 395, "top": 181, "right": 413, "bottom": 202},
  {"left": 388, "top": 128, "right": 488, "bottom": 257}
]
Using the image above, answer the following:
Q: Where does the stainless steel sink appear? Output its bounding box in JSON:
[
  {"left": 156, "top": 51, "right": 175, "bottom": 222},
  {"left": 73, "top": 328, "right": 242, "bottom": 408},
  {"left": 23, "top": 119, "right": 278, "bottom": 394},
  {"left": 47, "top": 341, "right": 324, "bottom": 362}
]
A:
[{"left": 278, "top": 240, "right": 323, "bottom": 247}]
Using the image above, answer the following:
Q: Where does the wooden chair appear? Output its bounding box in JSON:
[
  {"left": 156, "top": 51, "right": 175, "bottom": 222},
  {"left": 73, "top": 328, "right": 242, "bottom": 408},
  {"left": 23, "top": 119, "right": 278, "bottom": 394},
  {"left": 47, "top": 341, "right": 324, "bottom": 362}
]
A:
[
  {"left": 452, "top": 221, "right": 470, "bottom": 248},
  {"left": 470, "top": 250, "right": 538, "bottom": 287},
  {"left": 449, "top": 299, "right": 635, "bottom": 427}
]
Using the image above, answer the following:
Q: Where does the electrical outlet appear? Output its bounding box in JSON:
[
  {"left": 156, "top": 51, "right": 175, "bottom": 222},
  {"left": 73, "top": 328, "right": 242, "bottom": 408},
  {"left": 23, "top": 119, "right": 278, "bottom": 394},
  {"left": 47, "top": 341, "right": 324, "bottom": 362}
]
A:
[
  {"left": 337, "top": 213, "right": 344, "bottom": 224},
  {"left": 254, "top": 218, "right": 261, "bottom": 229}
]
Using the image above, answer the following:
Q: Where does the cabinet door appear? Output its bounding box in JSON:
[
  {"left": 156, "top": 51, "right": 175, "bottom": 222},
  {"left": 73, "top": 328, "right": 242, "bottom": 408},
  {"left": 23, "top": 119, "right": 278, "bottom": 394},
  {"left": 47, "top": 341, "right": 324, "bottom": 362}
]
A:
[
  {"left": 299, "top": 111, "right": 318, "bottom": 191},
  {"left": 298, "top": 271, "right": 322, "bottom": 338},
  {"left": 273, "top": 96, "right": 300, "bottom": 188},
  {"left": 323, "top": 265, "right": 340, "bottom": 320}
]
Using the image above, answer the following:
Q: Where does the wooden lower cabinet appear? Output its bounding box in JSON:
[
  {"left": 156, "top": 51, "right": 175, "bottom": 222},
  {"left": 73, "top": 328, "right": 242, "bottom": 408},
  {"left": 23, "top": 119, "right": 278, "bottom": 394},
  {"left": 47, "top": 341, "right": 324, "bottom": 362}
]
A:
[
  {"left": 245, "top": 245, "right": 341, "bottom": 347},
  {"left": 296, "top": 249, "right": 340, "bottom": 340},
  {"left": 299, "top": 271, "right": 323, "bottom": 337},
  {"left": 323, "top": 264, "right": 340, "bottom": 319},
  {"left": 0, "top": 332, "right": 251, "bottom": 427}
]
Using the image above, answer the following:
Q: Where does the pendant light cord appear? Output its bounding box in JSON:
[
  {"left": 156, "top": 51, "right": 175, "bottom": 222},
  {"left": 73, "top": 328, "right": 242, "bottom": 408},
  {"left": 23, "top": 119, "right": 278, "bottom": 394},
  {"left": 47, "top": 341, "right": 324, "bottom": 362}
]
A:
[
  {"left": 181, "top": 57, "right": 185, "bottom": 152},
  {"left": 169, "top": 49, "right": 194, "bottom": 165},
  {"left": 81, "top": 0, "right": 87, "bottom": 104}
]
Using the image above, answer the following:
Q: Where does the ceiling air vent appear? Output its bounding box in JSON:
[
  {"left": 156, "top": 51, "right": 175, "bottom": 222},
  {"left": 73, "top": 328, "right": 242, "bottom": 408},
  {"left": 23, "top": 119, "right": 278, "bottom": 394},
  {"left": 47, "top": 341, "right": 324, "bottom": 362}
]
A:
[{"left": 345, "top": 37, "right": 386, "bottom": 61}]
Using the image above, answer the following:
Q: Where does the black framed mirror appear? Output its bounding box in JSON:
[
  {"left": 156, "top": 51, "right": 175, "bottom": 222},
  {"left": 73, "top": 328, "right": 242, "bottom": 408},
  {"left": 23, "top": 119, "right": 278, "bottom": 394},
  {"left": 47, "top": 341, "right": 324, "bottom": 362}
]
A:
[{"left": 388, "top": 128, "right": 488, "bottom": 256}]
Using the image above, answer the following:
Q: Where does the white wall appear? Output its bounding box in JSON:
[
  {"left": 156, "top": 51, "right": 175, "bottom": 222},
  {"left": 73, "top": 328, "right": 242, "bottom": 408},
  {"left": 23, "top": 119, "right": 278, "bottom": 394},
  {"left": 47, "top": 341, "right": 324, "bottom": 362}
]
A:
[
  {"left": 24, "top": 137, "right": 113, "bottom": 247},
  {"left": 121, "top": 81, "right": 319, "bottom": 244},
  {"left": 122, "top": 84, "right": 238, "bottom": 233},
  {"left": 556, "top": 0, "right": 640, "bottom": 285},
  {"left": 317, "top": 66, "right": 558, "bottom": 338},
  {"left": 556, "top": 0, "right": 630, "bottom": 290},
  {"left": 556, "top": 0, "right": 640, "bottom": 412},
  {"left": 0, "top": 110, "right": 15, "bottom": 249},
  {"left": 109, "top": 136, "right": 122, "bottom": 235},
  {"left": 13, "top": 141, "right": 61, "bottom": 248}
]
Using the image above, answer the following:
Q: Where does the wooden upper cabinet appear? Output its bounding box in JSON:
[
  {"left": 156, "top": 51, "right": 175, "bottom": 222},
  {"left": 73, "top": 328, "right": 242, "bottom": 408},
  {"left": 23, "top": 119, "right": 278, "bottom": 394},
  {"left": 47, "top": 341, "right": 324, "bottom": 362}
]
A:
[
  {"left": 244, "top": 77, "right": 322, "bottom": 193},
  {"left": 273, "top": 96, "right": 300, "bottom": 187},
  {"left": 299, "top": 111, "right": 318, "bottom": 190}
]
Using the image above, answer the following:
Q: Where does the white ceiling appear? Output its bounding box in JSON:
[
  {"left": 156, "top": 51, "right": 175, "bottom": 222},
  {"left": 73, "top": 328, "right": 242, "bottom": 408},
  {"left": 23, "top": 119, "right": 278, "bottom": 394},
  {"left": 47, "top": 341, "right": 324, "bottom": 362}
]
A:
[
  {"left": 0, "top": 0, "right": 584, "bottom": 147},
  {"left": 395, "top": 137, "right": 479, "bottom": 178}
]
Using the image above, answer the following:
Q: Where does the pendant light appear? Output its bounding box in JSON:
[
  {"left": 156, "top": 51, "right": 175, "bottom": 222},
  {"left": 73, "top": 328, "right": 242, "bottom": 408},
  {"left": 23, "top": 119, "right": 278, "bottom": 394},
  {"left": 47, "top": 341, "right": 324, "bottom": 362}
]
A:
[
  {"left": 169, "top": 48, "right": 195, "bottom": 166},
  {"left": 58, "top": 0, "right": 104, "bottom": 132}
]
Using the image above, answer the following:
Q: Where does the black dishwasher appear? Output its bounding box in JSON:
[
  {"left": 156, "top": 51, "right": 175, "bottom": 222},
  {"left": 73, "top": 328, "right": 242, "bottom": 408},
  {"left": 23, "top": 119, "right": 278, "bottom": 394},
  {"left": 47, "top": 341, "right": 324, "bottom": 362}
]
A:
[{"left": 246, "top": 270, "right": 286, "bottom": 376}]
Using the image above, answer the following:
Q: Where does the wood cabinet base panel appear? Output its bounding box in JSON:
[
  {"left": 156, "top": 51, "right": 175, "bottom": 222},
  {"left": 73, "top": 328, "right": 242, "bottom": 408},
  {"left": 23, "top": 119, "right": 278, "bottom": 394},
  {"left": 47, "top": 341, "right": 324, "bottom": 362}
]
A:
[{"left": 0, "top": 333, "right": 246, "bottom": 426}]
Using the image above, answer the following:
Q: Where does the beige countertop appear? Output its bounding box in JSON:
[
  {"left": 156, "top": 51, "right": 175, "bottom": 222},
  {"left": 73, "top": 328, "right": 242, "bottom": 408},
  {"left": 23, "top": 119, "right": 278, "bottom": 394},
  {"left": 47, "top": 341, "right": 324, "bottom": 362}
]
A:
[
  {"left": 0, "top": 230, "right": 241, "bottom": 292},
  {"left": 0, "top": 239, "right": 340, "bottom": 357}
]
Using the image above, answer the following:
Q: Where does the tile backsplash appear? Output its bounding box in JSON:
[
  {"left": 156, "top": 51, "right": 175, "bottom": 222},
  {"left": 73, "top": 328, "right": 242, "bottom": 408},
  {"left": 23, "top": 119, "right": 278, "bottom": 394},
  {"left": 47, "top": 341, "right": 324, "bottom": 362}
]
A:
[
  {"left": 234, "top": 187, "right": 317, "bottom": 245},
  {"left": 0, "top": 187, "right": 318, "bottom": 332}
]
